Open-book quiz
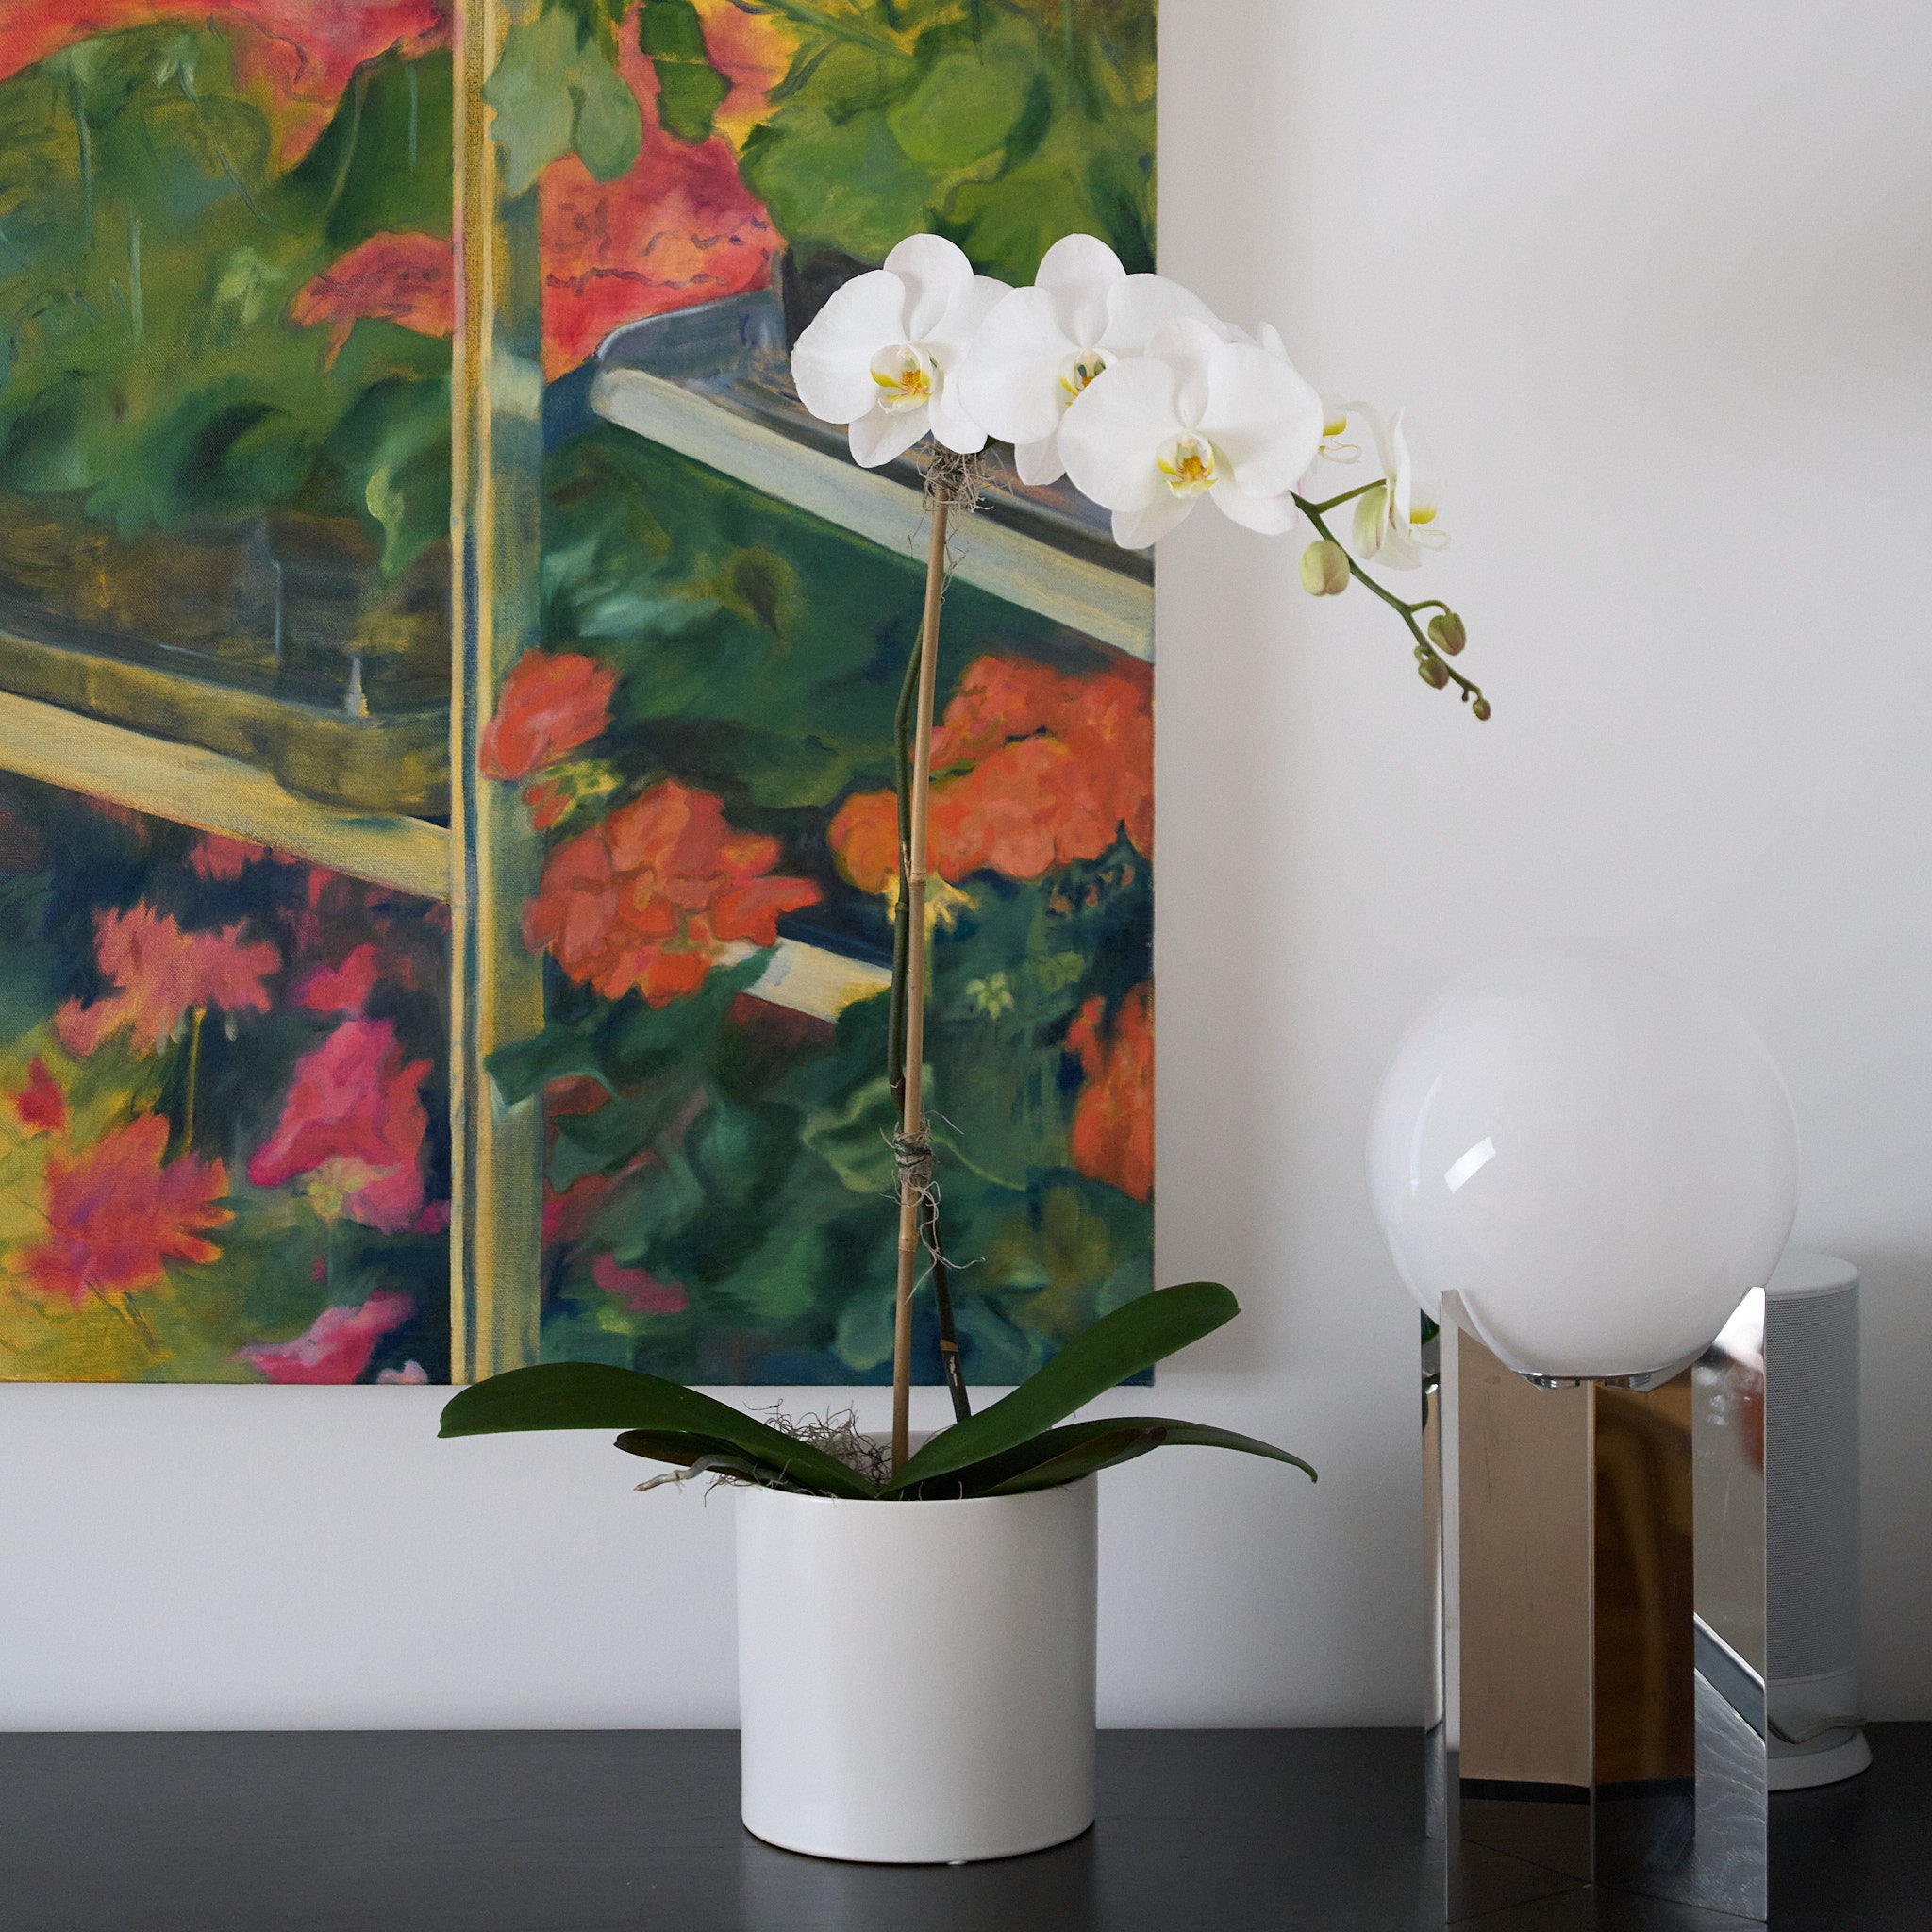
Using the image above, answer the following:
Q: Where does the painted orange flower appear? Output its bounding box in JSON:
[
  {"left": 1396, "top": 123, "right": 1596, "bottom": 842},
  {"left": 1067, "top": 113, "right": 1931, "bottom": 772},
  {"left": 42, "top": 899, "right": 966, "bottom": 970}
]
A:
[
  {"left": 248, "top": 1018, "right": 431, "bottom": 1232},
  {"left": 290, "top": 230, "right": 455, "bottom": 368},
  {"left": 1066, "top": 984, "right": 1154, "bottom": 1204},
  {"left": 480, "top": 650, "right": 619, "bottom": 782},
  {"left": 0, "top": 4, "right": 450, "bottom": 166},
  {"left": 831, "top": 656, "right": 1154, "bottom": 894},
  {"left": 538, "top": 14, "right": 783, "bottom": 377},
  {"left": 56, "top": 904, "right": 280, "bottom": 1058},
  {"left": 23, "top": 1114, "right": 231, "bottom": 1305},
  {"left": 10, "top": 1058, "right": 68, "bottom": 1138},
  {"left": 523, "top": 779, "right": 820, "bottom": 1007}
]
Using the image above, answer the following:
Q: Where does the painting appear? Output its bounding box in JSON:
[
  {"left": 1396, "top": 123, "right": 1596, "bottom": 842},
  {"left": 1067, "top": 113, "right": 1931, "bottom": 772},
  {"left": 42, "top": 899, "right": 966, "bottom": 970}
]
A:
[{"left": 0, "top": 0, "right": 1156, "bottom": 1384}]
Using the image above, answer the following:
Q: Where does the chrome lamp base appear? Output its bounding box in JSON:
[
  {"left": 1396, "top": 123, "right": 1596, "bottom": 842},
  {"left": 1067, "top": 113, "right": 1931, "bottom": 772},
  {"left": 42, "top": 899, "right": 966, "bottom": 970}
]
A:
[{"left": 1423, "top": 1290, "right": 1769, "bottom": 1925}]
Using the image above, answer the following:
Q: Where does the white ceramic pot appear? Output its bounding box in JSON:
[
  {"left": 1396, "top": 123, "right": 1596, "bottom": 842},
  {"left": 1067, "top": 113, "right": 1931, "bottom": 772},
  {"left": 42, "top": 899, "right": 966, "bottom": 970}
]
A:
[{"left": 735, "top": 1476, "right": 1097, "bottom": 1863}]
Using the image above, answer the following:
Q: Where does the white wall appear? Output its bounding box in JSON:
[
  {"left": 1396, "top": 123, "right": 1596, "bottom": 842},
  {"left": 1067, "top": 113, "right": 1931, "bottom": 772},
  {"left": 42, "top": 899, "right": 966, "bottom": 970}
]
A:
[{"left": 3, "top": 0, "right": 1928, "bottom": 1728}]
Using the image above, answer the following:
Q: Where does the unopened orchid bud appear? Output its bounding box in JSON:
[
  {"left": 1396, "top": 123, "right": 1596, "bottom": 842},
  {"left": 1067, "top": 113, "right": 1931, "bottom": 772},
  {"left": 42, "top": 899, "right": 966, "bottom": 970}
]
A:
[
  {"left": 1472, "top": 695, "right": 1492, "bottom": 721},
  {"left": 1427, "top": 611, "right": 1467, "bottom": 656},
  {"left": 1299, "top": 540, "right": 1350, "bottom": 596},
  {"left": 1417, "top": 655, "right": 1450, "bottom": 690}
]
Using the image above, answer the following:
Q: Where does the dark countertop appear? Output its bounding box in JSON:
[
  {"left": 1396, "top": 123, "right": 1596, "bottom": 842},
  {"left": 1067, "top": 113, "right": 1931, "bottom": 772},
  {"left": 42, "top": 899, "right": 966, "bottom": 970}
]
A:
[{"left": 1, "top": 1725, "right": 1922, "bottom": 1931}]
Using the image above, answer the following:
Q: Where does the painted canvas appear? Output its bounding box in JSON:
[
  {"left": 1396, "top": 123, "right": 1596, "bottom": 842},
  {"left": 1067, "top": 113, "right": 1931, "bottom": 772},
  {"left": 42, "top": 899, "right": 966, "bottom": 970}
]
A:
[{"left": 0, "top": 0, "right": 1156, "bottom": 1384}]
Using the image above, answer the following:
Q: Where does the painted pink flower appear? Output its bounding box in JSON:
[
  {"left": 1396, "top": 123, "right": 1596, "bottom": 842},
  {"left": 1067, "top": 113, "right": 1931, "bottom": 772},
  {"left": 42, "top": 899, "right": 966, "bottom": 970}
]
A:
[
  {"left": 247, "top": 1019, "right": 430, "bottom": 1232},
  {"left": 591, "top": 1253, "right": 689, "bottom": 1316},
  {"left": 23, "top": 1115, "right": 231, "bottom": 1304},
  {"left": 377, "top": 1359, "right": 429, "bottom": 1384},
  {"left": 237, "top": 1291, "right": 414, "bottom": 1384},
  {"left": 293, "top": 943, "right": 383, "bottom": 1017},
  {"left": 56, "top": 904, "right": 280, "bottom": 1057},
  {"left": 188, "top": 834, "right": 268, "bottom": 881}
]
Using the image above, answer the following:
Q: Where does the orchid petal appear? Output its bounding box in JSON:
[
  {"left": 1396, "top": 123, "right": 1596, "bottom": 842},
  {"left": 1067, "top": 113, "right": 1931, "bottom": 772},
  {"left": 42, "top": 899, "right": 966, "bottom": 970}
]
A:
[
  {"left": 956, "top": 286, "right": 1079, "bottom": 446},
  {"left": 1111, "top": 492, "right": 1196, "bottom": 549},
  {"left": 847, "top": 403, "right": 930, "bottom": 470},
  {"left": 1257, "top": 323, "right": 1290, "bottom": 360},
  {"left": 1059, "top": 358, "right": 1179, "bottom": 513},
  {"left": 883, "top": 233, "right": 975, "bottom": 343},
  {"left": 1141, "top": 316, "right": 1225, "bottom": 428},
  {"left": 1104, "top": 275, "right": 1229, "bottom": 357},
  {"left": 1210, "top": 478, "right": 1304, "bottom": 537},
  {"left": 1036, "top": 232, "right": 1126, "bottom": 346},
  {"left": 791, "top": 271, "right": 910, "bottom": 425},
  {"left": 928, "top": 375, "right": 991, "bottom": 455},
  {"left": 1014, "top": 434, "right": 1066, "bottom": 486},
  {"left": 924, "top": 274, "right": 1012, "bottom": 371},
  {"left": 1196, "top": 341, "right": 1324, "bottom": 499}
]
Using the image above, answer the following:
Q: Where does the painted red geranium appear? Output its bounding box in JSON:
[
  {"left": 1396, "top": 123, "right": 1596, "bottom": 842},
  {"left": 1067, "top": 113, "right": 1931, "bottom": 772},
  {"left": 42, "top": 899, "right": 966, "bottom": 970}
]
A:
[
  {"left": 290, "top": 230, "right": 455, "bottom": 367},
  {"left": 56, "top": 903, "right": 280, "bottom": 1058},
  {"left": 1066, "top": 983, "right": 1154, "bottom": 1204},
  {"left": 480, "top": 650, "right": 618, "bottom": 782},
  {"left": 23, "top": 1114, "right": 232, "bottom": 1305},
  {"left": 538, "top": 6, "right": 784, "bottom": 377},
  {"left": 1, "top": 4, "right": 450, "bottom": 166},
  {"left": 236, "top": 1290, "right": 414, "bottom": 1384},
  {"left": 522, "top": 780, "right": 820, "bottom": 1007},
  {"left": 831, "top": 656, "right": 1154, "bottom": 895},
  {"left": 10, "top": 1058, "right": 67, "bottom": 1138},
  {"left": 247, "top": 1018, "right": 432, "bottom": 1232}
]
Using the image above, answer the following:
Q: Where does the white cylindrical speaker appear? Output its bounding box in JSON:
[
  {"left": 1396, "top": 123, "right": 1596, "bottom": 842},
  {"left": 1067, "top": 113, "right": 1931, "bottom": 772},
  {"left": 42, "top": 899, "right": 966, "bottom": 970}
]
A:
[{"left": 1767, "top": 1250, "right": 1870, "bottom": 1790}]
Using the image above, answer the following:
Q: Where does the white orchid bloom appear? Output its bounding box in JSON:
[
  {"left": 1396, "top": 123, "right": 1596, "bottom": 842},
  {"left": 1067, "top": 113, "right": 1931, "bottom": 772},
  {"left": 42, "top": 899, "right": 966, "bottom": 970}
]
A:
[
  {"left": 957, "top": 234, "right": 1228, "bottom": 486},
  {"left": 1348, "top": 406, "right": 1446, "bottom": 569},
  {"left": 791, "top": 235, "right": 1010, "bottom": 468},
  {"left": 1058, "top": 316, "right": 1325, "bottom": 549}
]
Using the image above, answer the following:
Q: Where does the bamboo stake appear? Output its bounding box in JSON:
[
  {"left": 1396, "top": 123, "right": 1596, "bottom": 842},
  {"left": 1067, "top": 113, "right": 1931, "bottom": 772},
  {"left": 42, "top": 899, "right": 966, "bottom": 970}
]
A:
[{"left": 891, "top": 486, "right": 952, "bottom": 1473}]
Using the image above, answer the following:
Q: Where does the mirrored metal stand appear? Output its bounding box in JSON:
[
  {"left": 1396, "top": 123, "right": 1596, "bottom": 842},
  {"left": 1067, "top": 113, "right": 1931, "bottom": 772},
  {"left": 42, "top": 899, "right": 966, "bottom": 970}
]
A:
[{"left": 1424, "top": 1289, "right": 1768, "bottom": 1924}]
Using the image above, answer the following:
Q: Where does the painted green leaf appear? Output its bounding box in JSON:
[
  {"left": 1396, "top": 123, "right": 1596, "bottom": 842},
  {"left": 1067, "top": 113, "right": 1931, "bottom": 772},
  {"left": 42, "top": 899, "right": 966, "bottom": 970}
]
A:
[
  {"left": 440, "top": 1362, "right": 878, "bottom": 1497},
  {"left": 886, "top": 1282, "right": 1240, "bottom": 1493},
  {"left": 483, "top": 5, "right": 641, "bottom": 197},
  {"left": 884, "top": 38, "right": 1037, "bottom": 171},
  {"left": 639, "top": 0, "right": 730, "bottom": 146}
]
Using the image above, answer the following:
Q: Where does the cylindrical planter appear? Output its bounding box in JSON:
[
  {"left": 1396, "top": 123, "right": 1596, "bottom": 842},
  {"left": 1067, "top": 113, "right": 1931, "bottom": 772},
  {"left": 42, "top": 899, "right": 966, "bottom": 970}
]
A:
[{"left": 735, "top": 1476, "right": 1098, "bottom": 1863}]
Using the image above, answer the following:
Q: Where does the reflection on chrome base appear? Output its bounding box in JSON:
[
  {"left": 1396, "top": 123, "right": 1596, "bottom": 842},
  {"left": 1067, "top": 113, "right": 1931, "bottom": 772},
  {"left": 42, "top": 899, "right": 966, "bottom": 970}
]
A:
[{"left": 1422, "top": 1290, "right": 1768, "bottom": 1924}]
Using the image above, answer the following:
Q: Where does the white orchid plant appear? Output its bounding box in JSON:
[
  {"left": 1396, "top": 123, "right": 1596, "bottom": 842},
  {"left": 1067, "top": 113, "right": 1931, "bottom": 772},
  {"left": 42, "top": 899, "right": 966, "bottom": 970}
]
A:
[
  {"left": 791, "top": 230, "right": 1487, "bottom": 1469},
  {"left": 438, "top": 232, "right": 1367, "bottom": 1493}
]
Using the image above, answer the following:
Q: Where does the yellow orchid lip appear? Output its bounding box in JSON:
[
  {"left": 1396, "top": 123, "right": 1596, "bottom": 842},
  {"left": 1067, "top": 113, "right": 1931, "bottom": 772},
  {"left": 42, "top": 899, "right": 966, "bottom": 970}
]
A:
[
  {"left": 1408, "top": 502, "right": 1438, "bottom": 525},
  {"left": 1157, "top": 431, "right": 1217, "bottom": 497},
  {"left": 870, "top": 342, "right": 936, "bottom": 412}
]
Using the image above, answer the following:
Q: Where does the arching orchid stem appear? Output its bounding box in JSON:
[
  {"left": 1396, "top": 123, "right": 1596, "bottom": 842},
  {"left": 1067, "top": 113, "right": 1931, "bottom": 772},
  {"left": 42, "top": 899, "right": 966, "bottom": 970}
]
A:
[{"left": 1293, "top": 493, "right": 1491, "bottom": 717}]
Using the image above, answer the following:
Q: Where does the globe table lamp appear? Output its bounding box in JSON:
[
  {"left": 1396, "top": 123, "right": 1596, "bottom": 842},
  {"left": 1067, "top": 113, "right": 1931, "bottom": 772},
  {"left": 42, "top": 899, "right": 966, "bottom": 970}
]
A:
[{"left": 1370, "top": 948, "right": 1800, "bottom": 1927}]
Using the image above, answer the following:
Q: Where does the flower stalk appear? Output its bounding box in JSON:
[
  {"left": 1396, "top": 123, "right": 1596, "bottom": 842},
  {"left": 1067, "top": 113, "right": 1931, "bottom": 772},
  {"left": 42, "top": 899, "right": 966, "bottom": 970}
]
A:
[{"left": 891, "top": 466, "right": 964, "bottom": 1470}]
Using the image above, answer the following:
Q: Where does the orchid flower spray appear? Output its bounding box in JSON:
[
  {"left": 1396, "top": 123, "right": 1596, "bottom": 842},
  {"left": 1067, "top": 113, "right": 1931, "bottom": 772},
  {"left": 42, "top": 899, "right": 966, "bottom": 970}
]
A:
[{"left": 790, "top": 230, "right": 1490, "bottom": 1464}]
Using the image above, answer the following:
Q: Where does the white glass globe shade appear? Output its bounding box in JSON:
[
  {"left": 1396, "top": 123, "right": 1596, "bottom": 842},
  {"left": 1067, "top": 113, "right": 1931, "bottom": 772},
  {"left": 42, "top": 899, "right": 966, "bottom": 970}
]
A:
[{"left": 1367, "top": 947, "right": 1798, "bottom": 1381}]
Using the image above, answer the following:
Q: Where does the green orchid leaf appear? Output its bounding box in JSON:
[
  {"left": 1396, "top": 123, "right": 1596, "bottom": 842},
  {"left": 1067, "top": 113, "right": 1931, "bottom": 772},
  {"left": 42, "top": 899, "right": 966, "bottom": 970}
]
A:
[
  {"left": 441, "top": 1362, "right": 876, "bottom": 1498},
  {"left": 982, "top": 1425, "right": 1166, "bottom": 1494},
  {"left": 885, "top": 1281, "right": 1238, "bottom": 1493},
  {"left": 917, "top": 1416, "right": 1318, "bottom": 1498},
  {"left": 614, "top": 1428, "right": 819, "bottom": 1493},
  {"left": 640, "top": 0, "right": 730, "bottom": 145}
]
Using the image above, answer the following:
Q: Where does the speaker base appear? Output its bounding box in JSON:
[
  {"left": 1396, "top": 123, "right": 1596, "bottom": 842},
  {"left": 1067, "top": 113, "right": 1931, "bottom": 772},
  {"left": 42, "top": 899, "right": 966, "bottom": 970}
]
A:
[{"left": 1768, "top": 1728, "right": 1871, "bottom": 1791}]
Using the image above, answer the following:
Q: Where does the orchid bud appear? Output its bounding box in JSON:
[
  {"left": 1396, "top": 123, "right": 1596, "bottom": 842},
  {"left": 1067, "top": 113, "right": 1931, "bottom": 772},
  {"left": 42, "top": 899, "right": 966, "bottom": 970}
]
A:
[
  {"left": 1427, "top": 611, "right": 1467, "bottom": 657},
  {"left": 1299, "top": 541, "right": 1350, "bottom": 596},
  {"left": 1472, "top": 695, "right": 1492, "bottom": 722},
  {"left": 1417, "top": 655, "right": 1450, "bottom": 690}
]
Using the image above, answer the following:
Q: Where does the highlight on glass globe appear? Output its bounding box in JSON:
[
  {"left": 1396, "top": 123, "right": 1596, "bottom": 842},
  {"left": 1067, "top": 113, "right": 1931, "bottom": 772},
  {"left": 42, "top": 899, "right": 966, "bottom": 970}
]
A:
[{"left": 1367, "top": 946, "right": 1800, "bottom": 1382}]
